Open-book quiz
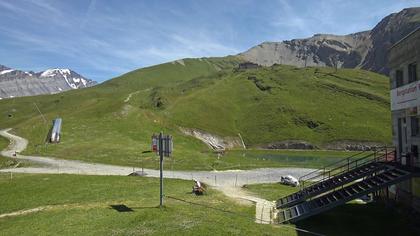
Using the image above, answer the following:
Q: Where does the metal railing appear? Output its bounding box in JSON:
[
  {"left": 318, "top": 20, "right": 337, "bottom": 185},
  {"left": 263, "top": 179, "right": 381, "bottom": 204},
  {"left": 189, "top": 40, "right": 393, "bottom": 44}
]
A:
[
  {"left": 298, "top": 150, "right": 368, "bottom": 187},
  {"left": 298, "top": 147, "right": 395, "bottom": 190}
]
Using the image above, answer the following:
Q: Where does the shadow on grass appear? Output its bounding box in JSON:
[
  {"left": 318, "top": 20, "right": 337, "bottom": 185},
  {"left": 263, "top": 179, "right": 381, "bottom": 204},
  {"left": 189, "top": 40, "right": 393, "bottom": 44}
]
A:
[
  {"left": 294, "top": 202, "right": 419, "bottom": 236},
  {"left": 109, "top": 203, "right": 168, "bottom": 212},
  {"left": 109, "top": 204, "right": 134, "bottom": 212}
]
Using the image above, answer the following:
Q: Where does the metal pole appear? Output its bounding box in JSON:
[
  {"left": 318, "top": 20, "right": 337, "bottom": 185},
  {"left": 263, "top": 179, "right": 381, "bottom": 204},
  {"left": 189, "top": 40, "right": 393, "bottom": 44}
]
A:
[
  {"left": 159, "top": 132, "right": 164, "bottom": 208},
  {"left": 33, "top": 102, "right": 47, "bottom": 124}
]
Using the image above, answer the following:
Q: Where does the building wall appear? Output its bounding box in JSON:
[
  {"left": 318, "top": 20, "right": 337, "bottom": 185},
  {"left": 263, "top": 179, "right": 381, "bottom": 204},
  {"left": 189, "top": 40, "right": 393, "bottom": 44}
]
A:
[
  {"left": 389, "top": 29, "right": 420, "bottom": 88},
  {"left": 389, "top": 28, "right": 420, "bottom": 168},
  {"left": 388, "top": 29, "right": 420, "bottom": 213}
]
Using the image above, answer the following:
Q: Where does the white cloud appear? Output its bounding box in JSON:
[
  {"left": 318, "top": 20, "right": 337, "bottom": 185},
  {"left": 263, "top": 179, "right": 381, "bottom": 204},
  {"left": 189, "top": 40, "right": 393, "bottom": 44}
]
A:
[
  {"left": 269, "top": 0, "right": 313, "bottom": 38},
  {"left": 0, "top": 1, "right": 25, "bottom": 13},
  {"left": 24, "top": 0, "right": 61, "bottom": 15},
  {"left": 80, "top": 0, "right": 97, "bottom": 29}
]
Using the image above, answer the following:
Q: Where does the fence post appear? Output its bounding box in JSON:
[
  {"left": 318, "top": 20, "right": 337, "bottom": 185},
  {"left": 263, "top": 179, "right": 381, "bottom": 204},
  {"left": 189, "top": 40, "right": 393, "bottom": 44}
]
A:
[
  {"left": 347, "top": 157, "right": 350, "bottom": 171},
  {"left": 260, "top": 204, "right": 265, "bottom": 224},
  {"left": 374, "top": 150, "right": 377, "bottom": 162}
]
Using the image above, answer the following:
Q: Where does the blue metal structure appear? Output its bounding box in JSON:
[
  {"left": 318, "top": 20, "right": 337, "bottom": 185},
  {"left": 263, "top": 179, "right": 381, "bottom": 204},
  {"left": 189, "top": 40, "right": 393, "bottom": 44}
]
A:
[{"left": 50, "top": 118, "right": 62, "bottom": 143}]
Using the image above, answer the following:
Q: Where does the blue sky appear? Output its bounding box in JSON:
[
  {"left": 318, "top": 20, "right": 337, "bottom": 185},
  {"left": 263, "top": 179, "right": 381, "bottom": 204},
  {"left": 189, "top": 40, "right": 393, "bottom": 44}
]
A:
[{"left": 0, "top": 0, "right": 419, "bottom": 82}]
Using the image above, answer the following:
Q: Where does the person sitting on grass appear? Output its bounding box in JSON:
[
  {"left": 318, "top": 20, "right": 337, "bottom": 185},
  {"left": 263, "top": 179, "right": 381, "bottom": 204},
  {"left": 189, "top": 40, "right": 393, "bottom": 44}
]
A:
[{"left": 192, "top": 179, "right": 206, "bottom": 195}]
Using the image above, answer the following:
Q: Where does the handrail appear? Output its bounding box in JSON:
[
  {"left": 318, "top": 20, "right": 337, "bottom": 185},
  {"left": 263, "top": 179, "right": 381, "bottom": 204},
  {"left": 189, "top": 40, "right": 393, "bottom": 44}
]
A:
[
  {"left": 277, "top": 147, "right": 396, "bottom": 206},
  {"left": 298, "top": 150, "right": 371, "bottom": 186},
  {"left": 298, "top": 150, "right": 367, "bottom": 183},
  {"left": 299, "top": 146, "right": 394, "bottom": 183},
  {"left": 300, "top": 152, "right": 375, "bottom": 189},
  {"left": 304, "top": 149, "right": 398, "bottom": 202},
  {"left": 300, "top": 147, "right": 395, "bottom": 190}
]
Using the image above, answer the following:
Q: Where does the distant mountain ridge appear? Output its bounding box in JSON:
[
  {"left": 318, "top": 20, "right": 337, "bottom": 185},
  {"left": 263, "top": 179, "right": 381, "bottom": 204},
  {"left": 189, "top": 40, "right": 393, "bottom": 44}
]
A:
[
  {"left": 239, "top": 7, "right": 420, "bottom": 75},
  {"left": 0, "top": 65, "right": 96, "bottom": 99}
]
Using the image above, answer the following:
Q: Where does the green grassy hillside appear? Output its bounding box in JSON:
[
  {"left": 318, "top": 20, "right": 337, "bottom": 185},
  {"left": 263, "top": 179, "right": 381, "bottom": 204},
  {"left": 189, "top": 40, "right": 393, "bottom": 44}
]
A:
[
  {"left": 0, "top": 174, "right": 295, "bottom": 235},
  {"left": 165, "top": 66, "right": 390, "bottom": 145},
  {"left": 0, "top": 57, "right": 391, "bottom": 170},
  {"left": 0, "top": 136, "right": 10, "bottom": 167}
]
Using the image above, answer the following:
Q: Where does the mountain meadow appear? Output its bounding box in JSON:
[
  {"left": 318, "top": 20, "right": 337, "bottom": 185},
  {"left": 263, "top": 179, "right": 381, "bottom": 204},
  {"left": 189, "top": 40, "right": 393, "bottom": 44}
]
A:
[{"left": 0, "top": 57, "right": 390, "bottom": 170}]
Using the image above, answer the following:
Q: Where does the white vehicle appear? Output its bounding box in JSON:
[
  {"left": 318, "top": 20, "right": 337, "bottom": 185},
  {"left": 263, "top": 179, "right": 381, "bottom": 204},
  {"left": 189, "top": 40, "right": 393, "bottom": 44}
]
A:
[{"left": 280, "top": 175, "right": 300, "bottom": 187}]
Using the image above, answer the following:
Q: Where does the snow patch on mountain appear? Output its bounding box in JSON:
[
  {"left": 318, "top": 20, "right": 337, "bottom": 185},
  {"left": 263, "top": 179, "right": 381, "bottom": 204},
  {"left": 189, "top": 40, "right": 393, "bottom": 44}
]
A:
[
  {"left": 0, "top": 69, "right": 15, "bottom": 75},
  {"left": 40, "top": 68, "right": 71, "bottom": 77},
  {"left": 65, "top": 78, "right": 77, "bottom": 89},
  {"left": 72, "top": 78, "right": 87, "bottom": 87}
]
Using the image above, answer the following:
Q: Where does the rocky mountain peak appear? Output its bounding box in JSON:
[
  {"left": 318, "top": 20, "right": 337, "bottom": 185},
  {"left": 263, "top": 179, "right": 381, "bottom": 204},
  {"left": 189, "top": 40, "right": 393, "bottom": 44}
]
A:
[
  {"left": 361, "top": 7, "right": 420, "bottom": 74},
  {"left": 239, "top": 7, "right": 420, "bottom": 75},
  {"left": 35, "top": 68, "right": 94, "bottom": 89},
  {"left": 0, "top": 65, "right": 96, "bottom": 99}
]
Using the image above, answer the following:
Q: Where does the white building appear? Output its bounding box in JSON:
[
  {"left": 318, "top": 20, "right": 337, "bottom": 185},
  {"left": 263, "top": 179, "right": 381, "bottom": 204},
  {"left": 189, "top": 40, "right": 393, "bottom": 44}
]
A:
[{"left": 388, "top": 27, "right": 420, "bottom": 211}]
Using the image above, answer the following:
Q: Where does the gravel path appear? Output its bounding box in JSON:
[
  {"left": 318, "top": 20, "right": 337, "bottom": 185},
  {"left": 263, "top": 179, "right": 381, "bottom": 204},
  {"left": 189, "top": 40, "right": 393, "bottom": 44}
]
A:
[
  {"left": 124, "top": 90, "right": 140, "bottom": 103},
  {"left": 0, "top": 128, "right": 315, "bottom": 224}
]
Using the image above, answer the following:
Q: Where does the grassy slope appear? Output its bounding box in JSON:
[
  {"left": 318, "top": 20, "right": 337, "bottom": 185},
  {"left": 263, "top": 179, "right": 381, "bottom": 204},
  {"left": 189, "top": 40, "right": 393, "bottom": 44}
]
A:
[
  {"left": 0, "top": 57, "right": 390, "bottom": 170},
  {"left": 0, "top": 136, "right": 10, "bottom": 167},
  {"left": 245, "top": 183, "right": 419, "bottom": 236},
  {"left": 0, "top": 174, "right": 295, "bottom": 235},
  {"left": 166, "top": 66, "right": 390, "bottom": 145}
]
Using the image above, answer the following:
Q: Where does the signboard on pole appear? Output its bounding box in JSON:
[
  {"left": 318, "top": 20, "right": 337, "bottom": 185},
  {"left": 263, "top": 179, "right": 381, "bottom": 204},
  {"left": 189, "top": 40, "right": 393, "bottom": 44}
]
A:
[
  {"left": 152, "top": 133, "right": 173, "bottom": 157},
  {"left": 151, "top": 132, "right": 173, "bottom": 208}
]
